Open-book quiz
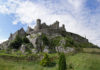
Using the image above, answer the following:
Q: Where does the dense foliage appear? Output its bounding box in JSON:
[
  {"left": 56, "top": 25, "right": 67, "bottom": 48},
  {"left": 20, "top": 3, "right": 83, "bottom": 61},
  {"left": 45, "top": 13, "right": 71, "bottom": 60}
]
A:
[
  {"left": 22, "top": 36, "right": 30, "bottom": 44},
  {"left": 50, "top": 36, "right": 61, "bottom": 47},
  {"left": 64, "top": 37, "right": 74, "bottom": 47},
  {"left": 40, "top": 53, "right": 52, "bottom": 67},
  {"left": 9, "top": 35, "right": 32, "bottom": 49},
  {"left": 9, "top": 35, "right": 22, "bottom": 49},
  {"left": 41, "top": 34, "right": 49, "bottom": 45}
]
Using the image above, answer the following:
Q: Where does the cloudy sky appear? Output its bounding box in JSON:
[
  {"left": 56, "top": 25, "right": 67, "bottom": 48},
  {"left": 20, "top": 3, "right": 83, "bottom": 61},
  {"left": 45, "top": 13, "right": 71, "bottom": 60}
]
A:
[{"left": 0, "top": 0, "right": 100, "bottom": 47}]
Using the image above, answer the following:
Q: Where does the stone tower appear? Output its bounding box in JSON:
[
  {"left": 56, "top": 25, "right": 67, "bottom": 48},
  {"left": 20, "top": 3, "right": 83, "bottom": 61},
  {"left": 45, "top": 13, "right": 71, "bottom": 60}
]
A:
[
  {"left": 61, "top": 24, "right": 66, "bottom": 31},
  {"left": 55, "top": 21, "right": 59, "bottom": 29},
  {"left": 34, "top": 19, "right": 41, "bottom": 31}
]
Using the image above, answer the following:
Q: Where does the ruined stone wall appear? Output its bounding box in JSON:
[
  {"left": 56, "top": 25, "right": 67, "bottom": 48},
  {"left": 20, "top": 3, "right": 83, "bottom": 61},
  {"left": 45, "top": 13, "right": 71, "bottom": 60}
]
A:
[
  {"left": 49, "top": 21, "right": 59, "bottom": 29},
  {"left": 40, "top": 28, "right": 62, "bottom": 36},
  {"left": 9, "top": 28, "right": 26, "bottom": 41},
  {"left": 26, "top": 26, "right": 34, "bottom": 34},
  {"left": 41, "top": 23, "right": 48, "bottom": 29},
  {"left": 33, "top": 19, "right": 66, "bottom": 34},
  {"left": 34, "top": 19, "right": 41, "bottom": 31}
]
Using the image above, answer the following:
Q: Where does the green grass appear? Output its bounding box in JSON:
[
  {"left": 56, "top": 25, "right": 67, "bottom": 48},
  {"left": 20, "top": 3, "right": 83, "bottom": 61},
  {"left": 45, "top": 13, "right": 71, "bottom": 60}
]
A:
[
  {"left": 83, "top": 48, "right": 100, "bottom": 53},
  {"left": 66, "top": 53, "right": 100, "bottom": 70},
  {"left": 0, "top": 58, "right": 58, "bottom": 70},
  {"left": 0, "top": 48, "right": 100, "bottom": 70}
]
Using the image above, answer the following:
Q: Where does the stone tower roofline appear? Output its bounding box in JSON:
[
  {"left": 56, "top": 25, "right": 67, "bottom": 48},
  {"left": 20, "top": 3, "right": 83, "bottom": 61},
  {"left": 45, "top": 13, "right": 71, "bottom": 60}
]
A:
[
  {"left": 37, "top": 19, "right": 41, "bottom": 25},
  {"left": 34, "top": 19, "right": 66, "bottom": 31}
]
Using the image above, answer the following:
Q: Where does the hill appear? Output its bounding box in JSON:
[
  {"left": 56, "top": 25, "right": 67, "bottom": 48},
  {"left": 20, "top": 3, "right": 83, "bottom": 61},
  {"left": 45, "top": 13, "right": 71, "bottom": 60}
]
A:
[{"left": 0, "top": 19, "right": 98, "bottom": 54}]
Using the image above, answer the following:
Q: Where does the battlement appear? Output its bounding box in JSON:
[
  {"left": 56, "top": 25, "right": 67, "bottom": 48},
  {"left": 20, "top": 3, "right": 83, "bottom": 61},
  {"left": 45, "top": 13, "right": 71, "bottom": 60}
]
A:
[{"left": 34, "top": 19, "right": 66, "bottom": 32}]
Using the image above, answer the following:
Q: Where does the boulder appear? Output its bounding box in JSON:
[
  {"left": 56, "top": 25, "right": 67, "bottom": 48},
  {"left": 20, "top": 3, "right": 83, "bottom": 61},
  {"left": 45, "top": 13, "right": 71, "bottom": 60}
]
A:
[
  {"left": 20, "top": 44, "right": 26, "bottom": 54},
  {"left": 31, "top": 49, "right": 38, "bottom": 54},
  {"left": 43, "top": 46, "right": 50, "bottom": 53}
]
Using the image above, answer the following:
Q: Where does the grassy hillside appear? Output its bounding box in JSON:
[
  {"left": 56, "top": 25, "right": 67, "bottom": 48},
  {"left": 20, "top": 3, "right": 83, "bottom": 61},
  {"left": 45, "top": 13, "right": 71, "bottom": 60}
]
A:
[
  {"left": 67, "top": 53, "right": 100, "bottom": 70},
  {"left": 0, "top": 48, "right": 100, "bottom": 70}
]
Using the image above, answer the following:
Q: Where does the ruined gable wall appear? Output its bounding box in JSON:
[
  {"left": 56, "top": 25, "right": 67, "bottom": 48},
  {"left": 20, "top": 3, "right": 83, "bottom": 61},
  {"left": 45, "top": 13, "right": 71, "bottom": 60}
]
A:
[{"left": 9, "top": 28, "right": 26, "bottom": 41}]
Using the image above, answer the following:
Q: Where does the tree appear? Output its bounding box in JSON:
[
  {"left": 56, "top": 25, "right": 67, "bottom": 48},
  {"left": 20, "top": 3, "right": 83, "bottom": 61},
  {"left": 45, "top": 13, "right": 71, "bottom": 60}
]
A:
[{"left": 58, "top": 53, "right": 67, "bottom": 70}]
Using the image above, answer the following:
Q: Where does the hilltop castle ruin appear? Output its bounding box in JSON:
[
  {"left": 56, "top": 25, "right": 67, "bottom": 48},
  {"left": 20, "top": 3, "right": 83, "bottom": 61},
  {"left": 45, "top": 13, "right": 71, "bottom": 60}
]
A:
[
  {"left": 0, "top": 19, "right": 92, "bottom": 52},
  {"left": 27, "top": 19, "right": 66, "bottom": 35},
  {"left": 8, "top": 19, "right": 66, "bottom": 43}
]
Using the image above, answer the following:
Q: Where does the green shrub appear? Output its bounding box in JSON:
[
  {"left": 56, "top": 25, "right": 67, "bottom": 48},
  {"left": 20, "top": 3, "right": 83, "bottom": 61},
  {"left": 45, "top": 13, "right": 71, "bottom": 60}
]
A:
[
  {"left": 64, "top": 37, "right": 75, "bottom": 47},
  {"left": 58, "top": 53, "right": 67, "bottom": 70},
  {"left": 25, "top": 43, "right": 33, "bottom": 54},
  {"left": 41, "top": 34, "right": 49, "bottom": 45},
  {"left": 9, "top": 35, "right": 32, "bottom": 50},
  {"left": 40, "top": 53, "right": 52, "bottom": 67},
  {"left": 9, "top": 36, "right": 22, "bottom": 49},
  {"left": 50, "top": 36, "right": 62, "bottom": 47},
  {"left": 22, "top": 36, "right": 30, "bottom": 44}
]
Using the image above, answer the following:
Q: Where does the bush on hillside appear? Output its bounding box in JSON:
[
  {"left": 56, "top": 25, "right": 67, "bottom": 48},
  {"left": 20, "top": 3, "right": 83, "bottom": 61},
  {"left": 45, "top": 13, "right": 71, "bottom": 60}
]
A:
[
  {"left": 9, "top": 35, "right": 32, "bottom": 50},
  {"left": 50, "top": 36, "right": 61, "bottom": 47},
  {"left": 41, "top": 34, "right": 49, "bottom": 45},
  {"left": 40, "top": 53, "right": 53, "bottom": 67},
  {"left": 9, "top": 35, "right": 22, "bottom": 49},
  {"left": 25, "top": 43, "right": 33, "bottom": 53},
  {"left": 64, "top": 37, "right": 75, "bottom": 47},
  {"left": 22, "top": 36, "right": 30, "bottom": 44}
]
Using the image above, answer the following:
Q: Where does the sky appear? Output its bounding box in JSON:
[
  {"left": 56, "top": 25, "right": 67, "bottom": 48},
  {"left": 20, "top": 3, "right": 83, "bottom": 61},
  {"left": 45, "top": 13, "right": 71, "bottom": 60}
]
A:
[{"left": 0, "top": 0, "right": 100, "bottom": 47}]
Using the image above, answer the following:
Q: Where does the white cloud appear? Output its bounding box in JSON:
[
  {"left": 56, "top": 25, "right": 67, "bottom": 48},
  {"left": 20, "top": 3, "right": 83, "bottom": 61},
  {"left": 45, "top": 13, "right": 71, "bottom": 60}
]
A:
[
  {"left": 0, "top": 0, "right": 100, "bottom": 47},
  {"left": 0, "top": 39, "right": 7, "bottom": 44}
]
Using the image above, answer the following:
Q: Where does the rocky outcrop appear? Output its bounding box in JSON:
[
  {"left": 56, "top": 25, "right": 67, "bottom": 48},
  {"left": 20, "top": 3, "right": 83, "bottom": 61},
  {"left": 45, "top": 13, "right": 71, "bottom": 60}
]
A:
[
  {"left": 27, "top": 32, "right": 44, "bottom": 53},
  {"left": 27, "top": 32, "right": 42, "bottom": 48},
  {"left": 43, "top": 46, "right": 50, "bottom": 53},
  {"left": 20, "top": 44, "right": 26, "bottom": 54}
]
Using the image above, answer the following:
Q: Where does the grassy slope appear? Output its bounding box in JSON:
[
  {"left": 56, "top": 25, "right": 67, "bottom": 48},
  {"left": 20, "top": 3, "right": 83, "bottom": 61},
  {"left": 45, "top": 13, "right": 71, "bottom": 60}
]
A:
[
  {"left": 0, "top": 48, "right": 100, "bottom": 70},
  {"left": 0, "top": 58, "right": 58, "bottom": 70},
  {"left": 67, "top": 53, "right": 100, "bottom": 70}
]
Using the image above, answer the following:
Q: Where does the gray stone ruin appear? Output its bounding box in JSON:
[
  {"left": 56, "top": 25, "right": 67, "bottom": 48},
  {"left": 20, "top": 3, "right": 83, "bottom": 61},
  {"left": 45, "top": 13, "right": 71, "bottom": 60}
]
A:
[{"left": 27, "top": 19, "right": 66, "bottom": 35}]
